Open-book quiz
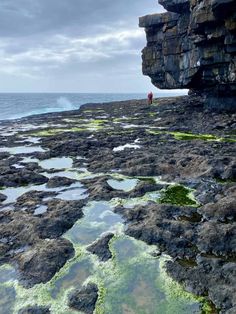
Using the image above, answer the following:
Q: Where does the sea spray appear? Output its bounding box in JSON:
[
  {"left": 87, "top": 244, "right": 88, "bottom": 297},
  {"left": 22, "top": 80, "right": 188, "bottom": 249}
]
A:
[{"left": 56, "top": 97, "right": 75, "bottom": 111}]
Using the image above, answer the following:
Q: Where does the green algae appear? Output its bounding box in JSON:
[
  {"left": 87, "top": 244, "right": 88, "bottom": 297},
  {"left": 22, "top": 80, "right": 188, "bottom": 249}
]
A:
[
  {"left": 0, "top": 205, "right": 209, "bottom": 314},
  {"left": 97, "top": 236, "right": 204, "bottom": 314},
  {"left": 147, "top": 130, "right": 236, "bottom": 142},
  {"left": 159, "top": 185, "right": 198, "bottom": 207},
  {"left": 149, "top": 112, "right": 158, "bottom": 117},
  {"left": 12, "top": 246, "right": 85, "bottom": 314},
  {"left": 110, "top": 182, "right": 198, "bottom": 208},
  {"left": 0, "top": 285, "right": 16, "bottom": 314},
  {"left": 0, "top": 264, "right": 17, "bottom": 284},
  {"left": 172, "top": 132, "right": 220, "bottom": 141},
  {"left": 201, "top": 301, "right": 220, "bottom": 314},
  {"left": 64, "top": 202, "right": 124, "bottom": 247},
  {"left": 112, "top": 117, "right": 138, "bottom": 123},
  {"left": 30, "top": 129, "right": 68, "bottom": 136},
  {"left": 0, "top": 177, "right": 209, "bottom": 314},
  {"left": 158, "top": 257, "right": 215, "bottom": 314},
  {"left": 29, "top": 119, "right": 110, "bottom": 137},
  {"left": 135, "top": 176, "right": 160, "bottom": 185},
  {"left": 215, "top": 177, "right": 236, "bottom": 184}
]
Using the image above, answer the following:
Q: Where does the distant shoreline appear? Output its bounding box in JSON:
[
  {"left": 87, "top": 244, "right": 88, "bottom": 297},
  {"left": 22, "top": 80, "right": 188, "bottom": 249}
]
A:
[{"left": 0, "top": 94, "right": 187, "bottom": 122}]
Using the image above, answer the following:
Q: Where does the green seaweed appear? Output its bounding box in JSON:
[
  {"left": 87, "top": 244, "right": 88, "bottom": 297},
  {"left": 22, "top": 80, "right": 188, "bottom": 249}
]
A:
[
  {"left": 147, "top": 130, "right": 236, "bottom": 142},
  {"left": 201, "top": 300, "right": 220, "bottom": 314},
  {"left": 112, "top": 117, "right": 138, "bottom": 123},
  {"left": 135, "top": 176, "right": 157, "bottom": 185},
  {"left": 149, "top": 112, "right": 158, "bottom": 117},
  {"left": 215, "top": 177, "right": 236, "bottom": 184},
  {"left": 30, "top": 129, "right": 69, "bottom": 137},
  {"left": 159, "top": 185, "right": 198, "bottom": 207},
  {"left": 100, "top": 236, "right": 203, "bottom": 314}
]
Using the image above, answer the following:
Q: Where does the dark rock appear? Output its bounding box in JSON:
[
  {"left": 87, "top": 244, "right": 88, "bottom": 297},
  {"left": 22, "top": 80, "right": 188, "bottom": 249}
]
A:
[
  {"left": 0, "top": 168, "right": 48, "bottom": 188},
  {"left": 0, "top": 193, "right": 7, "bottom": 203},
  {"left": 166, "top": 256, "right": 236, "bottom": 311},
  {"left": 197, "top": 222, "right": 236, "bottom": 257},
  {"left": 139, "top": 0, "right": 236, "bottom": 111},
  {"left": 15, "top": 190, "right": 57, "bottom": 211},
  {"left": 81, "top": 176, "right": 127, "bottom": 201},
  {"left": 16, "top": 238, "right": 74, "bottom": 287},
  {"left": 46, "top": 176, "right": 76, "bottom": 188},
  {"left": 87, "top": 233, "right": 114, "bottom": 261},
  {"left": 199, "top": 187, "right": 236, "bottom": 222},
  {"left": 18, "top": 306, "right": 50, "bottom": 314},
  {"left": 0, "top": 95, "right": 235, "bottom": 312},
  {"left": 0, "top": 198, "right": 84, "bottom": 287},
  {"left": 116, "top": 203, "right": 200, "bottom": 259},
  {"left": 129, "top": 180, "right": 164, "bottom": 197},
  {"left": 68, "top": 283, "right": 98, "bottom": 314},
  {"left": 0, "top": 152, "right": 10, "bottom": 160},
  {"left": 159, "top": 0, "right": 190, "bottom": 13}
]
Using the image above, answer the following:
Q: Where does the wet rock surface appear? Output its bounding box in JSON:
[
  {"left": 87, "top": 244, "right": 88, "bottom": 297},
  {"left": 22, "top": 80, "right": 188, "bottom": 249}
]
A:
[
  {"left": 18, "top": 306, "right": 50, "bottom": 314},
  {"left": 16, "top": 238, "right": 74, "bottom": 288},
  {"left": 0, "top": 96, "right": 235, "bottom": 312},
  {"left": 0, "top": 193, "right": 7, "bottom": 203},
  {"left": 87, "top": 233, "right": 114, "bottom": 261},
  {"left": 140, "top": 0, "right": 236, "bottom": 111},
  {"left": 68, "top": 283, "right": 98, "bottom": 314},
  {"left": 0, "top": 167, "right": 48, "bottom": 188},
  {"left": 46, "top": 176, "right": 76, "bottom": 188}
]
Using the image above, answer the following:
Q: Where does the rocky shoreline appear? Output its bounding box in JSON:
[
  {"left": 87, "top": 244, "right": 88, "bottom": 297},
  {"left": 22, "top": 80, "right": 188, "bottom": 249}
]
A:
[{"left": 0, "top": 95, "right": 235, "bottom": 313}]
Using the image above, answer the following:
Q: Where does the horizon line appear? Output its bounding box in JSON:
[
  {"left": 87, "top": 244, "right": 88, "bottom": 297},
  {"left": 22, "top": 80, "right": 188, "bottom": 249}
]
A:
[{"left": 0, "top": 90, "right": 188, "bottom": 94}]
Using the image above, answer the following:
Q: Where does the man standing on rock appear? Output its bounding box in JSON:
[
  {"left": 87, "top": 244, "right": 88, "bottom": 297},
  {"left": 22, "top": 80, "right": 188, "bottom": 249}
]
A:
[{"left": 148, "top": 91, "right": 153, "bottom": 105}]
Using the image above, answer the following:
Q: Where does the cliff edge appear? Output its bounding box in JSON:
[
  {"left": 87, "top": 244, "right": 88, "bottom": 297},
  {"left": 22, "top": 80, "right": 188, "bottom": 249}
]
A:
[{"left": 140, "top": 0, "right": 236, "bottom": 111}]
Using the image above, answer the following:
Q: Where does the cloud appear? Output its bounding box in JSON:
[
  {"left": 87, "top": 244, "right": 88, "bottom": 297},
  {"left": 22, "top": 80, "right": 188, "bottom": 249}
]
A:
[{"left": 0, "top": 0, "right": 165, "bottom": 92}]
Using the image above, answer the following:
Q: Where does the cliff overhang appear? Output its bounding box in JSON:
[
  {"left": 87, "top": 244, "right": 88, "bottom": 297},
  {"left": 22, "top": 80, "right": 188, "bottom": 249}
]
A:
[{"left": 139, "top": 0, "right": 236, "bottom": 111}]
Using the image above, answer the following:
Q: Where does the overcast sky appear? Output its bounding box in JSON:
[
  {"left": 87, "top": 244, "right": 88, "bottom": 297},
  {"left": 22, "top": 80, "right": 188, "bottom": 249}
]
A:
[{"left": 0, "top": 0, "right": 167, "bottom": 93}]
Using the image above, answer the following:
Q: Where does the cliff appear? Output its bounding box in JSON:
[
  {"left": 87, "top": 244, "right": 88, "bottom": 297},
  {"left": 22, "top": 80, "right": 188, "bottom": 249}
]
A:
[{"left": 139, "top": 0, "right": 236, "bottom": 111}]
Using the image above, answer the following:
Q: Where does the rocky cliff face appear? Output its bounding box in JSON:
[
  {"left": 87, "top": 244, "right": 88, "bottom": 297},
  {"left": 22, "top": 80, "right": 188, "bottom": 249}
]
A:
[{"left": 140, "top": 0, "right": 236, "bottom": 111}]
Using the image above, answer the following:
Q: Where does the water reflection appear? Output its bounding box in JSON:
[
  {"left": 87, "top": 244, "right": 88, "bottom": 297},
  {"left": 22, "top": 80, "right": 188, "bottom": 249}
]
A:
[
  {"left": 65, "top": 201, "right": 124, "bottom": 246},
  {"left": 39, "top": 157, "right": 73, "bottom": 170}
]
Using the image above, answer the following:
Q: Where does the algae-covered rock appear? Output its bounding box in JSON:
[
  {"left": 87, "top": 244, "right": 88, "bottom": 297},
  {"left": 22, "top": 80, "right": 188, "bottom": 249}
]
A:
[{"left": 0, "top": 95, "right": 235, "bottom": 312}]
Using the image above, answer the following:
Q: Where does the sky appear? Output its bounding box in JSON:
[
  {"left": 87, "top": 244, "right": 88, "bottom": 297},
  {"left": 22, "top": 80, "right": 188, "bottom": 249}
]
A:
[{"left": 0, "top": 0, "right": 173, "bottom": 93}]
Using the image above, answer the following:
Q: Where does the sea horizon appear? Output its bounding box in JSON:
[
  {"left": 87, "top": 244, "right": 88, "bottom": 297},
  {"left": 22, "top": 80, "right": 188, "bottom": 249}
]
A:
[{"left": 0, "top": 91, "right": 187, "bottom": 121}]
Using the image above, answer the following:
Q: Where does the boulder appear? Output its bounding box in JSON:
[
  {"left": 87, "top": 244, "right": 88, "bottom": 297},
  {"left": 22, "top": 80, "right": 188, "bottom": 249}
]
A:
[
  {"left": 16, "top": 238, "right": 74, "bottom": 287},
  {"left": 68, "top": 283, "right": 98, "bottom": 314},
  {"left": 87, "top": 233, "right": 114, "bottom": 262}
]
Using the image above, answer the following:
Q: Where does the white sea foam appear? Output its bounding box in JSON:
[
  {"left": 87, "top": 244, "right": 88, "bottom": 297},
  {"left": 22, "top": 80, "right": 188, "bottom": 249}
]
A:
[{"left": 56, "top": 97, "right": 75, "bottom": 110}]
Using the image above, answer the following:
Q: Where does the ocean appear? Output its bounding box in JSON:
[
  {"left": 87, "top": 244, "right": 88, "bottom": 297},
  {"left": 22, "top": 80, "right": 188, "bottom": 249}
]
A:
[{"left": 0, "top": 92, "right": 186, "bottom": 121}]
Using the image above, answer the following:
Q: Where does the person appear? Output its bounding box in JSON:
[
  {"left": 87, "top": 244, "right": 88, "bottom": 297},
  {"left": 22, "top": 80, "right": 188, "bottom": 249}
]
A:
[{"left": 147, "top": 91, "right": 153, "bottom": 105}]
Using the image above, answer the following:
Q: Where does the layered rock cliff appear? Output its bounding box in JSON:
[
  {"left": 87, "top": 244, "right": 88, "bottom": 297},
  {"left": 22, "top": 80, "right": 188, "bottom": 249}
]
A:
[{"left": 139, "top": 0, "right": 236, "bottom": 111}]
